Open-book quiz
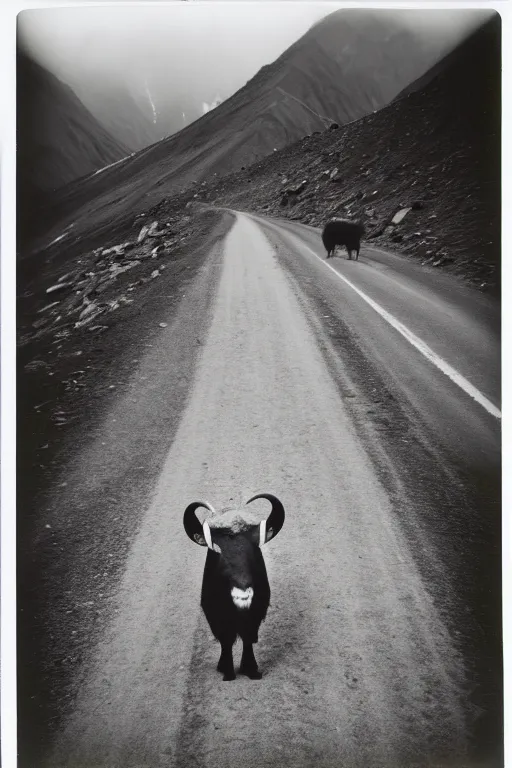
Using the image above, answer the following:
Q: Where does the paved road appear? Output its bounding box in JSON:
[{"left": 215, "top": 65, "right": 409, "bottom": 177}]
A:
[
  {"left": 46, "top": 212, "right": 501, "bottom": 768},
  {"left": 254, "top": 213, "right": 500, "bottom": 462}
]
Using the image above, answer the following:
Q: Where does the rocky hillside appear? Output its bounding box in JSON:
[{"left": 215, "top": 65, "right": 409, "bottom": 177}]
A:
[
  {"left": 205, "top": 14, "right": 500, "bottom": 292},
  {"left": 27, "top": 9, "right": 456, "bottom": 246},
  {"left": 17, "top": 50, "right": 130, "bottom": 238}
]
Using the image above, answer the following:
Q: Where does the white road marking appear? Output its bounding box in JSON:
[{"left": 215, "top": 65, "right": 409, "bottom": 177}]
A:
[{"left": 282, "top": 230, "right": 501, "bottom": 421}]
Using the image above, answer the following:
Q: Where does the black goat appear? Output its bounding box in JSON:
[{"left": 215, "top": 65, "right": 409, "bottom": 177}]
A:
[
  {"left": 183, "top": 494, "right": 285, "bottom": 681},
  {"left": 322, "top": 218, "right": 365, "bottom": 260}
]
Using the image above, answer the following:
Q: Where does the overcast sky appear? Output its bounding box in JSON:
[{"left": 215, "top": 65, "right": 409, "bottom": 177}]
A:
[
  {"left": 17, "top": 3, "right": 492, "bottom": 109},
  {"left": 18, "top": 4, "right": 336, "bottom": 96}
]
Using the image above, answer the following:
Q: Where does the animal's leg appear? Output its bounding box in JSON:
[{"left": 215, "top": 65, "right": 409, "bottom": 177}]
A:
[
  {"left": 347, "top": 248, "right": 352, "bottom": 260},
  {"left": 239, "top": 640, "right": 262, "bottom": 680},
  {"left": 355, "top": 244, "right": 360, "bottom": 261},
  {"left": 217, "top": 636, "right": 236, "bottom": 681}
]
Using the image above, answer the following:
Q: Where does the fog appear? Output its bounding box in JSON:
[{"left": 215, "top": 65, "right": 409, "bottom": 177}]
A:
[
  {"left": 18, "top": 4, "right": 338, "bottom": 107},
  {"left": 17, "top": 3, "right": 494, "bottom": 143}
]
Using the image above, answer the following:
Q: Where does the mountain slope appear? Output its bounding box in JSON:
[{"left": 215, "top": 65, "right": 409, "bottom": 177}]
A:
[
  {"left": 69, "top": 77, "right": 161, "bottom": 152},
  {"left": 393, "top": 13, "right": 499, "bottom": 102},
  {"left": 29, "top": 9, "right": 459, "bottom": 243},
  {"left": 70, "top": 77, "right": 225, "bottom": 151},
  {"left": 208, "top": 14, "right": 500, "bottom": 290},
  {"left": 17, "top": 50, "right": 130, "bottom": 233}
]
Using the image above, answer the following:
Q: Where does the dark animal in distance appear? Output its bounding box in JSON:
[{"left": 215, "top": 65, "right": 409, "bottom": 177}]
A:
[
  {"left": 183, "top": 493, "right": 285, "bottom": 681},
  {"left": 322, "top": 218, "right": 365, "bottom": 260}
]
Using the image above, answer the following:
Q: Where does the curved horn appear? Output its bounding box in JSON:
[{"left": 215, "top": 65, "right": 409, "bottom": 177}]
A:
[
  {"left": 183, "top": 501, "right": 217, "bottom": 546},
  {"left": 245, "top": 493, "right": 285, "bottom": 544}
]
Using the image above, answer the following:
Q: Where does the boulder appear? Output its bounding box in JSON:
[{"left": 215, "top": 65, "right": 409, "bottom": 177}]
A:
[{"left": 391, "top": 208, "right": 412, "bottom": 225}]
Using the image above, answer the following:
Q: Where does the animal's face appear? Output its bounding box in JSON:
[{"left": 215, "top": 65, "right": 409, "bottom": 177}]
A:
[
  {"left": 183, "top": 494, "right": 285, "bottom": 610},
  {"left": 210, "top": 530, "right": 261, "bottom": 607}
]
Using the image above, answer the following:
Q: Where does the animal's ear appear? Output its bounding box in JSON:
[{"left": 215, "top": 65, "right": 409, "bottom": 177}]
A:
[
  {"left": 245, "top": 494, "right": 285, "bottom": 545},
  {"left": 263, "top": 525, "right": 277, "bottom": 544},
  {"left": 193, "top": 532, "right": 208, "bottom": 547},
  {"left": 249, "top": 522, "right": 269, "bottom": 547},
  {"left": 183, "top": 501, "right": 216, "bottom": 546}
]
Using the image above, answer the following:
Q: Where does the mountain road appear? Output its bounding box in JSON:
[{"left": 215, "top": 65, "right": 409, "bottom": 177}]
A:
[{"left": 39, "top": 211, "right": 501, "bottom": 768}]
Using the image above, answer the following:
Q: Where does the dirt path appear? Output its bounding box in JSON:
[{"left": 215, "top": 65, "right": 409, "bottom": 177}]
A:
[{"left": 47, "top": 214, "right": 471, "bottom": 768}]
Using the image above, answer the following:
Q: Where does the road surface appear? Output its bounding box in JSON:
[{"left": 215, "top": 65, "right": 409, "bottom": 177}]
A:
[{"left": 40, "top": 212, "right": 500, "bottom": 767}]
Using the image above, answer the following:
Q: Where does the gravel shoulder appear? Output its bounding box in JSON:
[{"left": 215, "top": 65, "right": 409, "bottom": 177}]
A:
[{"left": 17, "top": 208, "right": 235, "bottom": 763}]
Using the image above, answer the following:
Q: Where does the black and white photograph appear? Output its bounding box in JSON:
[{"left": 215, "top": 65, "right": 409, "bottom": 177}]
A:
[{"left": 6, "top": 1, "right": 505, "bottom": 766}]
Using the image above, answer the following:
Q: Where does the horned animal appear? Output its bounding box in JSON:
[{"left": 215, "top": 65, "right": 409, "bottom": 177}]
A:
[
  {"left": 183, "top": 493, "right": 285, "bottom": 681},
  {"left": 322, "top": 218, "right": 365, "bottom": 260}
]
